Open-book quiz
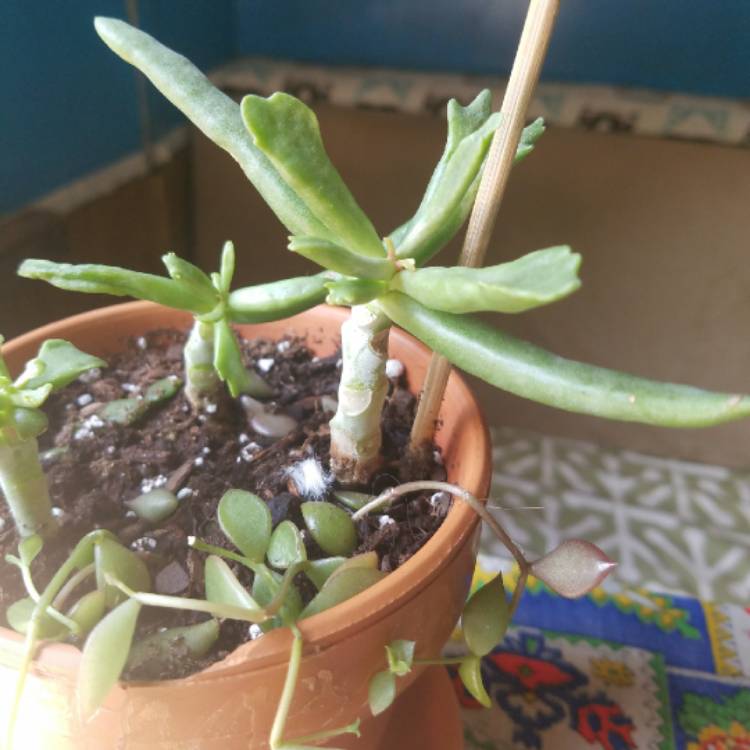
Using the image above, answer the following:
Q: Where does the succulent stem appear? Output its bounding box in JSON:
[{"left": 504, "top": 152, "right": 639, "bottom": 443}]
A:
[
  {"left": 329, "top": 304, "right": 390, "bottom": 484},
  {"left": 0, "top": 440, "right": 56, "bottom": 538},
  {"left": 183, "top": 320, "right": 220, "bottom": 409}
]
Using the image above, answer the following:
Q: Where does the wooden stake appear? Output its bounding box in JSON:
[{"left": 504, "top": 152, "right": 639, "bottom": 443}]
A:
[{"left": 409, "top": 0, "right": 560, "bottom": 455}]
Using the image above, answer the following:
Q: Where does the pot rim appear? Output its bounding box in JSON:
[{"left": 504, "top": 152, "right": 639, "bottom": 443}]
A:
[{"left": 0, "top": 301, "right": 491, "bottom": 684}]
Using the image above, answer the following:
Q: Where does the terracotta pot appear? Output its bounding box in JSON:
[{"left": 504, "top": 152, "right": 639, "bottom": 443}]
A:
[{"left": 0, "top": 301, "right": 490, "bottom": 749}]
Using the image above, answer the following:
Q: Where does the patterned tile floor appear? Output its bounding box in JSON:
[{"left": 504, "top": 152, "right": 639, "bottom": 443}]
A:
[{"left": 484, "top": 427, "right": 750, "bottom": 604}]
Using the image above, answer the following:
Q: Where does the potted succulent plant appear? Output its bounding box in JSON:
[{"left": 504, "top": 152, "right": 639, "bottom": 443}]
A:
[{"left": 2, "top": 17, "right": 750, "bottom": 750}]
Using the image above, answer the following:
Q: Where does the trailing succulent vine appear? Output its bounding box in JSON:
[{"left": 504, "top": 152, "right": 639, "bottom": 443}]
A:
[{"left": 3, "top": 15, "right": 750, "bottom": 750}]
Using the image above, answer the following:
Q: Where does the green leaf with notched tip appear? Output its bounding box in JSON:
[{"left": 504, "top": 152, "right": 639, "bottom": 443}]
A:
[
  {"left": 458, "top": 655, "right": 491, "bottom": 708},
  {"left": 301, "top": 501, "right": 357, "bottom": 557},
  {"left": 78, "top": 598, "right": 141, "bottom": 719},
  {"left": 217, "top": 489, "right": 272, "bottom": 562},
  {"left": 300, "top": 567, "right": 385, "bottom": 619},
  {"left": 242, "top": 93, "right": 384, "bottom": 258},
  {"left": 462, "top": 575, "right": 509, "bottom": 657},
  {"left": 368, "top": 669, "right": 396, "bottom": 716},
  {"left": 16, "top": 339, "right": 105, "bottom": 392},
  {"left": 389, "top": 246, "right": 581, "bottom": 314}
]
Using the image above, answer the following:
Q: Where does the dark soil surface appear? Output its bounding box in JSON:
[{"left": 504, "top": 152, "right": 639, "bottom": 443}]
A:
[{"left": 0, "top": 329, "right": 447, "bottom": 679}]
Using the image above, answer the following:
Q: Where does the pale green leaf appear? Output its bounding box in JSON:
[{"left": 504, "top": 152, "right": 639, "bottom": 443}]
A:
[
  {"left": 304, "top": 557, "right": 346, "bottom": 590},
  {"left": 94, "top": 538, "right": 151, "bottom": 607},
  {"left": 289, "top": 237, "right": 394, "bottom": 280},
  {"left": 241, "top": 93, "right": 384, "bottom": 257},
  {"left": 67, "top": 590, "right": 108, "bottom": 635},
  {"left": 332, "top": 490, "right": 374, "bottom": 512},
  {"left": 267, "top": 520, "right": 307, "bottom": 569},
  {"left": 6, "top": 597, "right": 66, "bottom": 639},
  {"left": 458, "top": 655, "right": 491, "bottom": 708},
  {"left": 126, "top": 618, "right": 219, "bottom": 672},
  {"left": 18, "top": 340, "right": 105, "bottom": 392},
  {"left": 213, "top": 319, "right": 272, "bottom": 398},
  {"left": 368, "top": 669, "right": 396, "bottom": 716},
  {"left": 301, "top": 501, "right": 357, "bottom": 557},
  {"left": 125, "top": 489, "right": 178, "bottom": 524},
  {"left": 300, "top": 567, "right": 385, "bottom": 619},
  {"left": 385, "top": 640, "right": 415, "bottom": 677},
  {"left": 77, "top": 598, "right": 141, "bottom": 719},
  {"left": 217, "top": 489, "right": 272, "bottom": 562},
  {"left": 204, "top": 555, "right": 259, "bottom": 609},
  {"left": 390, "top": 246, "right": 581, "bottom": 314},
  {"left": 462, "top": 575, "right": 509, "bottom": 657}
]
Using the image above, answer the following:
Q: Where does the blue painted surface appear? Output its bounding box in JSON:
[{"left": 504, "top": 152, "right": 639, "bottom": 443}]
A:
[
  {"left": 1, "top": 2, "right": 234, "bottom": 214},
  {"left": 4, "top": 1, "right": 749, "bottom": 214},
  {"left": 236, "top": 0, "right": 750, "bottom": 99}
]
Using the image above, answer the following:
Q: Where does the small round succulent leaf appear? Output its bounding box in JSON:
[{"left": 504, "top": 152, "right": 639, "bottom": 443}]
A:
[
  {"left": 217, "top": 489, "right": 272, "bottom": 562},
  {"left": 77, "top": 598, "right": 141, "bottom": 720},
  {"left": 19, "top": 534, "right": 43, "bottom": 567},
  {"left": 125, "top": 489, "right": 178, "bottom": 524},
  {"left": 462, "top": 575, "right": 509, "bottom": 656},
  {"left": 267, "top": 520, "right": 307, "bottom": 569},
  {"left": 301, "top": 501, "right": 357, "bottom": 556},
  {"left": 326, "top": 552, "right": 379, "bottom": 586},
  {"left": 530, "top": 539, "right": 616, "bottom": 598},
  {"left": 458, "top": 655, "right": 491, "bottom": 708},
  {"left": 252, "top": 567, "right": 303, "bottom": 630},
  {"left": 368, "top": 669, "right": 396, "bottom": 716}
]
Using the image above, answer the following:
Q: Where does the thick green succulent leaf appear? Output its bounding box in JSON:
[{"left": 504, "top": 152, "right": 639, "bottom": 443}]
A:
[
  {"left": 94, "top": 538, "right": 151, "bottom": 607},
  {"left": 15, "top": 340, "right": 105, "bottom": 392},
  {"left": 218, "top": 241, "right": 236, "bottom": 296},
  {"left": 241, "top": 93, "right": 384, "bottom": 258},
  {"left": 228, "top": 273, "right": 329, "bottom": 323},
  {"left": 161, "top": 253, "right": 216, "bottom": 301},
  {"left": 393, "top": 112, "right": 501, "bottom": 263},
  {"left": 267, "top": 520, "right": 307, "bottom": 570},
  {"left": 99, "top": 398, "right": 148, "bottom": 426},
  {"left": 6, "top": 597, "right": 66, "bottom": 639},
  {"left": 18, "top": 535, "right": 43, "bottom": 567},
  {"left": 458, "top": 655, "right": 491, "bottom": 708},
  {"left": 213, "top": 318, "right": 271, "bottom": 398},
  {"left": 386, "top": 640, "right": 415, "bottom": 677},
  {"left": 304, "top": 557, "right": 346, "bottom": 590},
  {"left": 301, "top": 501, "right": 357, "bottom": 557},
  {"left": 78, "top": 598, "right": 141, "bottom": 719},
  {"left": 289, "top": 237, "right": 395, "bottom": 280},
  {"left": 325, "top": 552, "right": 379, "bottom": 585},
  {"left": 204, "top": 555, "right": 259, "bottom": 609},
  {"left": 217, "top": 489, "right": 272, "bottom": 562},
  {"left": 392, "top": 109, "right": 544, "bottom": 266},
  {"left": 67, "top": 590, "right": 108, "bottom": 635},
  {"left": 389, "top": 246, "right": 581, "bottom": 314},
  {"left": 332, "top": 490, "right": 374, "bottom": 512},
  {"left": 379, "top": 292, "right": 750, "bottom": 428},
  {"left": 94, "top": 18, "right": 328, "bottom": 238},
  {"left": 126, "top": 618, "right": 219, "bottom": 672},
  {"left": 462, "top": 575, "right": 509, "bottom": 657},
  {"left": 325, "top": 278, "right": 389, "bottom": 307},
  {"left": 18, "top": 259, "right": 214, "bottom": 314},
  {"left": 125, "top": 489, "right": 178, "bottom": 524},
  {"left": 300, "top": 567, "right": 386, "bottom": 619},
  {"left": 144, "top": 375, "right": 183, "bottom": 405},
  {"left": 368, "top": 670, "right": 396, "bottom": 716}
]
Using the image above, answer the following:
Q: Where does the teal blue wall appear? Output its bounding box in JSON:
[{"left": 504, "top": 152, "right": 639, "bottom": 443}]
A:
[
  {"left": 4, "top": 1, "right": 749, "bottom": 215},
  {"left": 2, "top": 2, "right": 234, "bottom": 215}
]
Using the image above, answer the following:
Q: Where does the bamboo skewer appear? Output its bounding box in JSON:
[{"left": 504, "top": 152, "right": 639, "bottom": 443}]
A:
[{"left": 408, "top": 0, "right": 561, "bottom": 455}]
